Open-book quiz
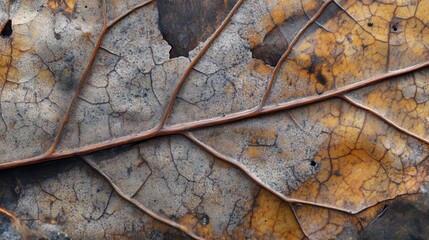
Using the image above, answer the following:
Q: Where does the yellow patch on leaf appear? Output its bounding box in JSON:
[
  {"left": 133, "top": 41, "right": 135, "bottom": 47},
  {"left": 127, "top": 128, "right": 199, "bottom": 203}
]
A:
[
  {"left": 239, "top": 189, "right": 304, "bottom": 240},
  {"left": 48, "top": 0, "right": 77, "bottom": 15}
]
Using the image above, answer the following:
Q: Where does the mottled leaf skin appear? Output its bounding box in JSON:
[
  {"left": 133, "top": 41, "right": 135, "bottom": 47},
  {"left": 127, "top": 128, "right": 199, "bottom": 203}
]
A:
[{"left": 1, "top": 0, "right": 429, "bottom": 239}]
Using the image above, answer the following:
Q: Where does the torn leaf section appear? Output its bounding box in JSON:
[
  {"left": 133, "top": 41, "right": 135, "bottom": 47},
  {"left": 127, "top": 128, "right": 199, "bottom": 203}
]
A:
[
  {"left": 57, "top": 3, "right": 174, "bottom": 150},
  {"left": 164, "top": 0, "right": 270, "bottom": 126},
  {"left": 251, "top": 26, "right": 289, "bottom": 67},
  {"left": 250, "top": 0, "right": 320, "bottom": 67},
  {"left": 157, "top": 0, "right": 238, "bottom": 58}
]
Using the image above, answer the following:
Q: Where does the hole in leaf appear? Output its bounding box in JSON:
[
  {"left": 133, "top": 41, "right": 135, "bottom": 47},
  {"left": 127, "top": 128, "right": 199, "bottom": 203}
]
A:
[
  {"left": 157, "top": 0, "right": 239, "bottom": 58},
  {"left": 1, "top": 20, "right": 12, "bottom": 38},
  {"left": 367, "top": 22, "right": 373, "bottom": 27},
  {"left": 251, "top": 26, "right": 289, "bottom": 67},
  {"left": 310, "top": 160, "right": 317, "bottom": 167},
  {"left": 392, "top": 24, "right": 398, "bottom": 32}
]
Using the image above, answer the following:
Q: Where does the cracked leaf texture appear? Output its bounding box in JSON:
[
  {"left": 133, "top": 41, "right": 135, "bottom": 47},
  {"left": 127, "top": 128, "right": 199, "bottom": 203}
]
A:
[{"left": 1, "top": 0, "right": 429, "bottom": 239}]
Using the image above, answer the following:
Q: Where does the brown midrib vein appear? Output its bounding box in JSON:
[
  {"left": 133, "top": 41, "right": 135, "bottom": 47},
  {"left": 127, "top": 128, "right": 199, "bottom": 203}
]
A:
[
  {"left": 0, "top": 0, "right": 428, "bottom": 206},
  {"left": 3, "top": 1, "right": 424, "bottom": 238},
  {"left": 2, "top": 57, "right": 428, "bottom": 170},
  {"left": 2, "top": 0, "right": 425, "bottom": 168}
]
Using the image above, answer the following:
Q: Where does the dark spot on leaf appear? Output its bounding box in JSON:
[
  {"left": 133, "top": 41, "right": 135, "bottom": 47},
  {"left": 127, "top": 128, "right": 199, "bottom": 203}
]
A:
[
  {"left": 391, "top": 23, "right": 399, "bottom": 32},
  {"left": 1, "top": 20, "right": 12, "bottom": 38},
  {"left": 308, "top": 61, "right": 317, "bottom": 75},
  {"left": 199, "top": 213, "right": 210, "bottom": 226},
  {"left": 251, "top": 27, "right": 289, "bottom": 67},
  {"left": 310, "top": 160, "right": 317, "bottom": 167},
  {"left": 1, "top": 159, "right": 77, "bottom": 187},
  {"left": 359, "top": 194, "right": 429, "bottom": 239},
  {"left": 157, "top": 0, "right": 238, "bottom": 58},
  {"left": 308, "top": 55, "right": 323, "bottom": 75},
  {"left": 367, "top": 22, "right": 373, "bottom": 27},
  {"left": 316, "top": 72, "right": 327, "bottom": 86}
]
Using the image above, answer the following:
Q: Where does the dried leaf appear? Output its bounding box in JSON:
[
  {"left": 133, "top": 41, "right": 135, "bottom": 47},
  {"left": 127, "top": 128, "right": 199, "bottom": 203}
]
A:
[{"left": 1, "top": 0, "right": 429, "bottom": 239}]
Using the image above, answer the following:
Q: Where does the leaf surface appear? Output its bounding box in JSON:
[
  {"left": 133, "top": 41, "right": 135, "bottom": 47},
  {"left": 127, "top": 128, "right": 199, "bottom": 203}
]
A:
[{"left": 1, "top": 0, "right": 429, "bottom": 239}]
